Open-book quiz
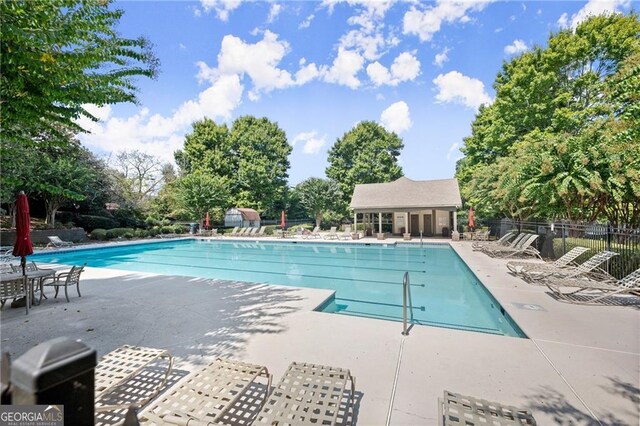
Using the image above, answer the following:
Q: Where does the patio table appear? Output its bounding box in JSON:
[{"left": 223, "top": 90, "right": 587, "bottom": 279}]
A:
[{"left": 0, "top": 269, "right": 55, "bottom": 307}]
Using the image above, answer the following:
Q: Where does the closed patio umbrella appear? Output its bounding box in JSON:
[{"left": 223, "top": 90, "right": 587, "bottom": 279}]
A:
[
  {"left": 13, "top": 191, "right": 33, "bottom": 275},
  {"left": 468, "top": 206, "right": 475, "bottom": 231},
  {"left": 204, "top": 212, "right": 210, "bottom": 230},
  {"left": 281, "top": 210, "right": 286, "bottom": 229}
]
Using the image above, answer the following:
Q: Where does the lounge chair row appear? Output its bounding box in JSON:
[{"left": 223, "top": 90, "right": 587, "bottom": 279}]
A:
[
  {"left": 228, "top": 226, "right": 268, "bottom": 238},
  {"left": 322, "top": 226, "right": 355, "bottom": 241},
  {"left": 505, "top": 246, "right": 640, "bottom": 305},
  {"left": 93, "top": 346, "right": 534, "bottom": 426},
  {"left": 473, "top": 231, "right": 541, "bottom": 259}
]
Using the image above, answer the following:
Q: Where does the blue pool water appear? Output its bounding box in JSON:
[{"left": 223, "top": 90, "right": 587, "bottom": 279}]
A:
[{"left": 32, "top": 240, "right": 525, "bottom": 337}]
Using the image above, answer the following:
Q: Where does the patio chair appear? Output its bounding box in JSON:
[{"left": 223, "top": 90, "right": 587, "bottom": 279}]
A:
[
  {"left": 228, "top": 226, "right": 239, "bottom": 236},
  {"left": 472, "top": 231, "right": 515, "bottom": 250},
  {"left": 255, "top": 226, "right": 267, "bottom": 237},
  {"left": 10, "top": 261, "right": 39, "bottom": 273},
  {"left": 323, "top": 226, "right": 339, "bottom": 240},
  {"left": 95, "top": 345, "right": 173, "bottom": 414},
  {"left": 506, "top": 247, "right": 589, "bottom": 276},
  {"left": 139, "top": 358, "right": 271, "bottom": 425},
  {"left": 338, "top": 226, "right": 353, "bottom": 240},
  {"left": 545, "top": 267, "right": 640, "bottom": 305},
  {"left": 41, "top": 263, "right": 85, "bottom": 302},
  {"left": 0, "top": 276, "right": 28, "bottom": 314},
  {"left": 237, "top": 227, "right": 249, "bottom": 237},
  {"left": 522, "top": 250, "right": 619, "bottom": 283},
  {"left": 47, "top": 235, "right": 73, "bottom": 247},
  {"left": 439, "top": 390, "right": 536, "bottom": 425},
  {"left": 0, "top": 249, "right": 13, "bottom": 263},
  {"left": 254, "top": 362, "right": 356, "bottom": 425}
]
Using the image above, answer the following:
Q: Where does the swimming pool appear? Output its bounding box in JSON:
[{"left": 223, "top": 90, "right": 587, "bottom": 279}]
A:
[{"left": 32, "top": 240, "right": 525, "bottom": 337}]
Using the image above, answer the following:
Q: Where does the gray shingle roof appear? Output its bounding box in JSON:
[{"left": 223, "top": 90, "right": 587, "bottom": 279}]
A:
[{"left": 350, "top": 177, "right": 462, "bottom": 210}]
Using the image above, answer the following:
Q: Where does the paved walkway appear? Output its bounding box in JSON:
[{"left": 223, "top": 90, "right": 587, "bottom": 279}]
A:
[{"left": 1, "top": 239, "right": 637, "bottom": 424}]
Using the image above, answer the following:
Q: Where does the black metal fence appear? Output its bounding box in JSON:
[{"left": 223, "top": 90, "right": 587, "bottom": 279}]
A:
[{"left": 483, "top": 219, "right": 640, "bottom": 279}]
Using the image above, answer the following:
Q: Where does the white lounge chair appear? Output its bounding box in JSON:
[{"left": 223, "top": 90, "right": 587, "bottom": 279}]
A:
[
  {"left": 484, "top": 234, "right": 540, "bottom": 258},
  {"left": 473, "top": 231, "right": 515, "bottom": 250},
  {"left": 302, "top": 226, "right": 321, "bottom": 239},
  {"left": 323, "top": 226, "right": 338, "bottom": 240},
  {"left": 338, "top": 226, "right": 353, "bottom": 240},
  {"left": 523, "top": 250, "right": 619, "bottom": 283},
  {"left": 227, "top": 226, "right": 239, "bottom": 236},
  {"left": 139, "top": 358, "right": 271, "bottom": 425},
  {"left": 255, "top": 226, "right": 267, "bottom": 237},
  {"left": 254, "top": 362, "right": 355, "bottom": 425},
  {"left": 506, "top": 246, "right": 589, "bottom": 276},
  {"left": 47, "top": 236, "right": 73, "bottom": 247},
  {"left": 545, "top": 267, "right": 640, "bottom": 305}
]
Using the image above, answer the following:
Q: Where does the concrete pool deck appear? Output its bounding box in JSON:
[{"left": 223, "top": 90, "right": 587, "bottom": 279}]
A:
[{"left": 1, "top": 239, "right": 638, "bottom": 424}]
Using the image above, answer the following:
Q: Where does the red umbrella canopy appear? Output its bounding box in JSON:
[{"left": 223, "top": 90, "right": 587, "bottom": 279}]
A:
[
  {"left": 281, "top": 210, "right": 286, "bottom": 229},
  {"left": 468, "top": 207, "right": 475, "bottom": 229},
  {"left": 13, "top": 192, "right": 33, "bottom": 257},
  {"left": 204, "top": 211, "right": 210, "bottom": 229}
]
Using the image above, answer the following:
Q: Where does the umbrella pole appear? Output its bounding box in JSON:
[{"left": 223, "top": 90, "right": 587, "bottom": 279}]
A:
[{"left": 21, "top": 256, "right": 26, "bottom": 276}]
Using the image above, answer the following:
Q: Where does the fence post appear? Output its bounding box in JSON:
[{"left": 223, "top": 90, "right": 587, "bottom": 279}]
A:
[
  {"left": 561, "top": 219, "right": 567, "bottom": 256},
  {"left": 606, "top": 221, "right": 612, "bottom": 252}
]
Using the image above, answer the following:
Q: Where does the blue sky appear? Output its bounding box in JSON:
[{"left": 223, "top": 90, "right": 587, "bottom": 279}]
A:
[{"left": 77, "top": 0, "right": 635, "bottom": 185}]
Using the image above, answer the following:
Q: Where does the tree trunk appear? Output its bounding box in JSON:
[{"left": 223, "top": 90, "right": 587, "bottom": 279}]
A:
[
  {"left": 315, "top": 213, "right": 323, "bottom": 228},
  {"left": 45, "top": 200, "right": 59, "bottom": 229},
  {"left": 9, "top": 202, "right": 16, "bottom": 228}
]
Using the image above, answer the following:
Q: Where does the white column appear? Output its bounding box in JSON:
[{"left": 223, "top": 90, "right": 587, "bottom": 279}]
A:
[
  {"left": 453, "top": 211, "right": 458, "bottom": 233},
  {"left": 354, "top": 212, "right": 357, "bottom": 234},
  {"left": 378, "top": 212, "right": 382, "bottom": 234}
]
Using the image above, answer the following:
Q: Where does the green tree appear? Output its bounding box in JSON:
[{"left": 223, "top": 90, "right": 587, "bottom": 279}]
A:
[
  {"left": 457, "top": 13, "right": 640, "bottom": 224},
  {"left": 110, "top": 150, "right": 168, "bottom": 210},
  {"left": 0, "top": 0, "right": 158, "bottom": 146},
  {"left": 174, "top": 119, "right": 231, "bottom": 176},
  {"left": 177, "top": 116, "right": 292, "bottom": 217},
  {"left": 326, "top": 121, "right": 403, "bottom": 209},
  {"left": 294, "top": 178, "right": 340, "bottom": 227},
  {"left": 176, "top": 172, "right": 230, "bottom": 227}
]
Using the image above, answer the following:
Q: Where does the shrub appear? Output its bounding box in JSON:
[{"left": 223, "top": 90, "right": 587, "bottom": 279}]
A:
[
  {"left": 111, "top": 208, "right": 145, "bottom": 228},
  {"left": 134, "top": 229, "right": 148, "bottom": 238},
  {"left": 106, "top": 228, "right": 135, "bottom": 239},
  {"left": 123, "top": 232, "right": 135, "bottom": 239},
  {"left": 173, "top": 224, "right": 187, "bottom": 234},
  {"left": 264, "top": 225, "right": 276, "bottom": 236},
  {"left": 90, "top": 229, "right": 107, "bottom": 240},
  {"left": 161, "top": 225, "right": 175, "bottom": 234},
  {"left": 147, "top": 227, "right": 160, "bottom": 237}
]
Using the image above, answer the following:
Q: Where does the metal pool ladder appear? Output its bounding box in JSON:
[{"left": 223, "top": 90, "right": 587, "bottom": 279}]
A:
[{"left": 402, "top": 271, "right": 414, "bottom": 335}]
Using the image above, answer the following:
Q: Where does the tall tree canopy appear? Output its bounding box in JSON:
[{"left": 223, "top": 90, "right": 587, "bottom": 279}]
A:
[
  {"left": 326, "top": 121, "right": 404, "bottom": 208},
  {"left": 175, "top": 116, "right": 291, "bottom": 217},
  {"left": 457, "top": 13, "right": 640, "bottom": 225},
  {"left": 0, "top": 0, "right": 159, "bottom": 146},
  {"left": 294, "top": 178, "right": 340, "bottom": 227}
]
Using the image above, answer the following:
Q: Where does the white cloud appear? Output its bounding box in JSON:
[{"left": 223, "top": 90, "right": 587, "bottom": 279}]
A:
[
  {"left": 433, "top": 71, "right": 492, "bottom": 109},
  {"left": 446, "top": 142, "right": 461, "bottom": 161},
  {"left": 403, "top": 0, "right": 492, "bottom": 42},
  {"left": 366, "top": 51, "right": 420, "bottom": 87},
  {"left": 557, "top": 12, "right": 569, "bottom": 28},
  {"left": 494, "top": 27, "right": 503, "bottom": 33},
  {"left": 299, "top": 14, "right": 315, "bottom": 29},
  {"left": 267, "top": 3, "right": 282, "bottom": 23},
  {"left": 76, "top": 75, "right": 243, "bottom": 163},
  {"left": 558, "top": 0, "right": 629, "bottom": 29},
  {"left": 200, "top": 0, "right": 242, "bottom": 21},
  {"left": 293, "top": 131, "right": 327, "bottom": 154},
  {"left": 320, "top": 47, "right": 364, "bottom": 89},
  {"left": 179, "top": 43, "right": 187, "bottom": 50},
  {"left": 197, "top": 31, "right": 321, "bottom": 100},
  {"left": 504, "top": 39, "right": 528, "bottom": 55},
  {"left": 380, "top": 101, "right": 412, "bottom": 134},
  {"left": 434, "top": 47, "right": 450, "bottom": 67},
  {"left": 376, "top": 93, "right": 385, "bottom": 101}
]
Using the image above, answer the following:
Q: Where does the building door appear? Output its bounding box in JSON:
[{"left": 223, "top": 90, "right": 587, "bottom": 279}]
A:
[
  {"left": 423, "top": 214, "right": 433, "bottom": 236},
  {"left": 410, "top": 214, "right": 420, "bottom": 236}
]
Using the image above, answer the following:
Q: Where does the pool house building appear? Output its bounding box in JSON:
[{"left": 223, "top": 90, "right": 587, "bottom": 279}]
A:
[{"left": 350, "top": 177, "right": 462, "bottom": 237}]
